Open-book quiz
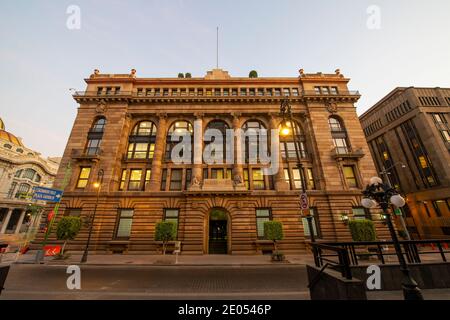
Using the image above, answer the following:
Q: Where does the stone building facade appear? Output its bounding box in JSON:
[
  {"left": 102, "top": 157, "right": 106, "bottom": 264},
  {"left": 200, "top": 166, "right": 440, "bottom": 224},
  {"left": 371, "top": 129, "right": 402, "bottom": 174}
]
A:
[
  {"left": 0, "top": 118, "right": 60, "bottom": 241},
  {"left": 34, "top": 68, "right": 387, "bottom": 255},
  {"left": 360, "top": 87, "right": 450, "bottom": 239}
]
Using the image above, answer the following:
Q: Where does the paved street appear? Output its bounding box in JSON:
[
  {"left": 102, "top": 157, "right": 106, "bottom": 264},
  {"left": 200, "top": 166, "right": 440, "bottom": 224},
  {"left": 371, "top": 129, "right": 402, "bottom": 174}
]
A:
[{"left": 0, "top": 264, "right": 310, "bottom": 300}]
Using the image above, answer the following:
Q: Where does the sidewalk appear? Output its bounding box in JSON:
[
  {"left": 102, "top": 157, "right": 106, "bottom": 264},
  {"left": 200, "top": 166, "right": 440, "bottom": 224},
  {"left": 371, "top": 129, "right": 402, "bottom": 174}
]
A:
[{"left": 6, "top": 251, "right": 316, "bottom": 266}]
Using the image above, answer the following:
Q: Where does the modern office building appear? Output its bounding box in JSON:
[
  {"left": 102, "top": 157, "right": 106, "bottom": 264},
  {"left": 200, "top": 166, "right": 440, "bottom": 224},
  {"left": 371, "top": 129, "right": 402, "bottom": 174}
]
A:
[
  {"left": 34, "top": 68, "right": 387, "bottom": 255},
  {"left": 360, "top": 87, "right": 450, "bottom": 239},
  {"left": 0, "top": 118, "right": 60, "bottom": 241}
]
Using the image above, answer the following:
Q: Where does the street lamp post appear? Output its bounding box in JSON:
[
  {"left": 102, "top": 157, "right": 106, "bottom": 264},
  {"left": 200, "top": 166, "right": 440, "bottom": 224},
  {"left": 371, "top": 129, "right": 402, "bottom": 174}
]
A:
[
  {"left": 379, "top": 162, "right": 411, "bottom": 240},
  {"left": 362, "top": 176, "right": 423, "bottom": 300},
  {"left": 280, "top": 99, "right": 315, "bottom": 244},
  {"left": 81, "top": 169, "right": 104, "bottom": 263}
]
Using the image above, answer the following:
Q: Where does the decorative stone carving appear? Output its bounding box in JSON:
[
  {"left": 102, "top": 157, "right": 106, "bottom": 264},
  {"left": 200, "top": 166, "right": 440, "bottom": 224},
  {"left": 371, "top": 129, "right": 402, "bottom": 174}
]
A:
[
  {"left": 131, "top": 69, "right": 137, "bottom": 77},
  {"left": 233, "top": 174, "right": 243, "bottom": 186},
  {"left": 299, "top": 69, "right": 305, "bottom": 77},
  {"left": 191, "top": 175, "right": 201, "bottom": 186},
  {"left": 96, "top": 101, "right": 107, "bottom": 114},
  {"left": 326, "top": 101, "right": 338, "bottom": 114}
]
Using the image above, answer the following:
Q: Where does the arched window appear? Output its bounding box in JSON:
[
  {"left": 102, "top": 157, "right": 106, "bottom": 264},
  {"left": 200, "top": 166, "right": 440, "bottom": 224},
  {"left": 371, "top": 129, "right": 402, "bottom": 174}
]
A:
[
  {"left": 328, "top": 116, "right": 350, "bottom": 154},
  {"left": 127, "top": 121, "right": 157, "bottom": 159},
  {"left": 242, "top": 120, "right": 267, "bottom": 163},
  {"left": 23, "top": 168, "right": 36, "bottom": 180},
  {"left": 204, "top": 120, "right": 230, "bottom": 163},
  {"left": 15, "top": 183, "right": 30, "bottom": 198},
  {"left": 16, "top": 148, "right": 23, "bottom": 153},
  {"left": 3, "top": 144, "right": 12, "bottom": 149},
  {"left": 7, "top": 182, "right": 17, "bottom": 198},
  {"left": 86, "top": 117, "right": 106, "bottom": 155},
  {"left": 279, "top": 121, "right": 307, "bottom": 159},
  {"left": 14, "top": 169, "right": 23, "bottom": 178},
  {"left": 35, "top": 174, "right": 41, "bottom": 183},
  {"left": 165, "top": 120, "right": 193, "bottom": 161}
]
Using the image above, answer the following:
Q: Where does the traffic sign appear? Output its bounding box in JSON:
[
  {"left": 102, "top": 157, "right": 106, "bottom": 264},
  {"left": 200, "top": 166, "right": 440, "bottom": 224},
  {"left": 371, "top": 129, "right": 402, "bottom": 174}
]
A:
[
  {"left": 394, "top": 208, "right": 402, "bottom": 216},
  {"left": 32, "top": 186, "right": 63, "bottom": 202},
  {"left": 300, "top": 193, "right": 309, "bottom": 210},
  {"left": 43, "top": 245, "right": 61, "bottom": 256}
]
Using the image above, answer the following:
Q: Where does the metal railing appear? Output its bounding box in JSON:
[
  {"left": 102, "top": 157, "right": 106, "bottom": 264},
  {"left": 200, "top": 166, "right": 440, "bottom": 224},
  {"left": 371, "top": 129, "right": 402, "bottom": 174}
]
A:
[
  {"left": 311, "top": 243, "right": 353, "bottom": 279},
  {"left": 316, "top": 239, "right": 450, "bottom": 266}
]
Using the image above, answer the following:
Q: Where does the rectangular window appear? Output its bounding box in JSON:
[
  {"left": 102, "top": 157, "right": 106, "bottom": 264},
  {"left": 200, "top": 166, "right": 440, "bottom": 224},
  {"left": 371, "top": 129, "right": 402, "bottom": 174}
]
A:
[
  {"left": 433, "top": 200, "right": 449, "bottom": 218},
  {"left": 171, "top": 89, "right": 178, "bottom": 96},
  {"left": 240, "top": 88, "right": 247, "bottom": 96},
  {"left": 266, "top": 88, "right": 273, "bottom": 96},
  {"left": 203, "top": 168, "right": 208, "bottom": 179},
  {"left": 180, "top": 89, "right": 186, "bottom": 96},
  {"left": 115, "top": 209, "right": 134, "bottom": 238},
  {"left": 154, "top": 88, "right": 161, "bottom": 96},
  {"left": 163, "top": 89, "right": 169, "bottom": 96},
  {"left": 322, "top": 87, "right": 330, "bottom": 95},
  {"left": 343, "top": 166, "right": 358, "bottom": 188},
  {"left": 137, "top": 88, "right": 143, "bottom": 96},
  {"left": 146, "top": 88, "right": 153, "bottom": 96},
  {"left": 164, "top": 209, "right": 179, "bottom": 238},
  {"left": 257, "top": 88, "right": 264, "bottom": 96},
  {"left": 185, "top": 169, "right": 192, "bottom": 188},
  {"left": 231, "top": 88, "right": 238, "bottom": 96},
  {"left": 284, "top": 168, "right": 291, "bottom": 187},
  {"left": 7, "top": 182, "right": 17, "bottom": 198},
  {"left": 249, "top": 88, "right": 255, "bottom": 96},
  {"left": 252, "top": 169, "right": 265, "bottom": 190},
  {"left": 314, "top": 86, "right": 321, "bottom": 94},
  {"left": 161, "top": 169, "right": 167, "bottom": 191},
  {"left": 76, "top": 167, "right": 91, "bottom": 189},
  {"left": 86, "top": 138, "right": 101, "bottom": 155},
  {"left": 352, "top": 207, "right": 369, "bottom": 220},
  {"left": 292, "top": 88, "right": 299, "bottom": 96},
  {"left": 144, "top": 169, "right": 151, "bottom": 189},
  {"left": 307, "top": 168, "right": 315, "bottom": 190},
  {"left": 119, "top": 169, "right": 127, "bottom": 191},
  {"left": 105, "top": 87, "right": 112, "bottom": 95},
  {"left": 226, "top": 169, "right": 232, "bottom": 179},
  {"left": 214, "top": 88, "right": 221, "bottom": 96},
  {"left": 274, "top": 88, "right": 281, "bottom": 96},
  {"left": 169, "top": 169, "right": 182, "bottom": 191},
  {"left": 243, "top": 169, "right": 249, "bottom": 190},
  {"left": 223, "top": 88, "right": 229, "bottom": 96},
  {"left": 97, "top": 87, "right": 103, "bottom": 95},
  {"left": 283, "top": 88, "right": 290, "bottom": 96},
  {"left": 292, "top": 168, "right": 303, "bottom": 190},
  {"left": 256, "top": 209, "right": 271, "bottom": 239},
  {"left": 189, "top": 88, "right": 195, "bottom": 96},
  {"left": 128, "top": 169, "right": 142, "bottom": 191},
  {"left": 211, "top": 168, "right": 224, "bottom": 179},
  {"left": 64, "top": 209, "right": 81, "bottom": 217},
  {"left": 330, "top": 87, "right": 338, "bottom": 95},
  {"left": 302, "top": 208, "right": 319, "bottom": 237},
  {"left": 197, "top": 89, "right": 204, "bottom": 96}
]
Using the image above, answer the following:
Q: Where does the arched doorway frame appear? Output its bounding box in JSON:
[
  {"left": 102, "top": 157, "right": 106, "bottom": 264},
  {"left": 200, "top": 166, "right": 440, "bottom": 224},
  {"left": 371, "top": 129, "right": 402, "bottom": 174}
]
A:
[{"left": 203, "top": 207, "right": 232, "bottom": 254}]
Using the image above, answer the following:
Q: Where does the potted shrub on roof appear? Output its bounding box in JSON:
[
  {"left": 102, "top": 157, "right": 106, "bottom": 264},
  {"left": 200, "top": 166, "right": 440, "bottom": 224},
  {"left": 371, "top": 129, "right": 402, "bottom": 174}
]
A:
[
  {"left": 155, "top": 221, "right": 177, "bottom": 255},
  {"left": 249, "top": 70, "right": 258, "bottom": 78},
  {"left": 55, "top": 216, "right": 82, "bottom": 259},
  {"left": 264, "top": 221, "right": 285, "bottom": 262}
]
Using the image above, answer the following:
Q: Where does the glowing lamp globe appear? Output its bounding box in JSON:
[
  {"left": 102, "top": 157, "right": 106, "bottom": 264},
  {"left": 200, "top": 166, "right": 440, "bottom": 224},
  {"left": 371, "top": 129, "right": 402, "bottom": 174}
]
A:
[
  {"left": 362, "top": 198, "right": 376, "bottom": 208},
  {"left": 390, "top": 194, "right": 406, "bottom": 208}
]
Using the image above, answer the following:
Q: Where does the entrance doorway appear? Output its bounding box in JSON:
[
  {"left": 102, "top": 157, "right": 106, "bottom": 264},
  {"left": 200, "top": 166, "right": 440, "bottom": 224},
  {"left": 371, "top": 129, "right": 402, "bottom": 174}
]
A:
[{"left": 208, "top": 209, "right": 228, "bottom": 254}]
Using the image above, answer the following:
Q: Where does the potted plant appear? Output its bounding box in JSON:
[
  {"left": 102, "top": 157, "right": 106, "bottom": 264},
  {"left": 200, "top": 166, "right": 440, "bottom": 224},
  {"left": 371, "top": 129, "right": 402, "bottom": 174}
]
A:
[
  {"left": 55, "top": 216, "right": 82, "bottom": 259},
  {"left": 264, "top": 221, "right": 285, "bottom": 261},
  {"left": 348, "top": 219, "right": 377, "bottom": 260},
  {"left": 249, "top": 70, "right": 258, "bottom": 78},
  {"left": 154, "top": 221, "right": 177, "bottom": 255}
]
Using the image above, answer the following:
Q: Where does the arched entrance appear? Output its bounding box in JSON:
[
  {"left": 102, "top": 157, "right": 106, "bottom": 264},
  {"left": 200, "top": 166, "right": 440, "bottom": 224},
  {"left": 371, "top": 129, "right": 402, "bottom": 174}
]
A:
[{"left": 207, "top": 208, "right": 230, "bottom": 254}]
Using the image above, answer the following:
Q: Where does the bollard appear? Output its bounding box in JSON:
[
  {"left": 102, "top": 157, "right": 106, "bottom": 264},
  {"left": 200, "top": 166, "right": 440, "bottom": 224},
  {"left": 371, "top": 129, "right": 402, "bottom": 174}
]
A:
[{"left": 0, "top": 265, "right": 10, "bottom": 296}]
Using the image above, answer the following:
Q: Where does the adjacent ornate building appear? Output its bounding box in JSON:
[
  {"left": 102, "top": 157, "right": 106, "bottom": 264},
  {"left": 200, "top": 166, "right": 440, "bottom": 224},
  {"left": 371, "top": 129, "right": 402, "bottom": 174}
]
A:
[
  {"left": 0, "top": 118, "right": 60, "bottom": 240},
  {"left": 35, "top": 68, "right": 386, "bottom": 255},
  {"left": 360, "top": 87, "right": 450, "bottom": 239}
]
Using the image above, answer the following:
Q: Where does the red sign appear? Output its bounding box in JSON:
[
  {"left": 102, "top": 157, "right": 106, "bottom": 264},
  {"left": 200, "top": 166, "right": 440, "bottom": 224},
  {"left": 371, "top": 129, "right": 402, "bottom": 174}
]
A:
[
  {"left": 44, "top": 245, "right": 61, "bottom": 256},
  {"left": 300, "top": 193, "right": 309, "bottom": 210},
  {"left": 47, "top": 210, "right": 55, "bottom": 222}
]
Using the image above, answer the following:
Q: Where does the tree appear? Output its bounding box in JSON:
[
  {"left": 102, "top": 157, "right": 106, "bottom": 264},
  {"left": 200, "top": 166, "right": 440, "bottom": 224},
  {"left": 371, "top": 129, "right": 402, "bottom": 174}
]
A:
[
  {"left": 155, "top": 221, "right": 177, "bottom": 255},
  {"left": 185, "top": 73, "right": 192, "bottom": 78},
  {"left": 177, "top": 73, "right": 185, "bottom": 78},
  {"left": 249, "top": 70, "right": 258, "bottom": 78},
  {"left": 56, "top": 216, "right": 82, "bottom": 256},
  {"left": 264, "top": 221, "right": 284, "bottom": 261}
]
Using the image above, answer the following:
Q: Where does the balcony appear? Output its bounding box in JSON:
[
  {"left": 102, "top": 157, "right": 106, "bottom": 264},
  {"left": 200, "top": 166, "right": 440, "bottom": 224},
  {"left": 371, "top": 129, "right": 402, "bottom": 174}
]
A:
[
  {"left": 331, "top": 147, "right": 365, "bottom": 160},
  {"left": 71, "top": 148, "right": 102, "bottom": 161}
]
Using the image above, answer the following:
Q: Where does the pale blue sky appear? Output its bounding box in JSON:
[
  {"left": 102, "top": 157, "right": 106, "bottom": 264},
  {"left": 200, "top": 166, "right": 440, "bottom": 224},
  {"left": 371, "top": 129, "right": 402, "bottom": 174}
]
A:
[{"left": 1, "top": 0, "right": 449, "bottom": 157}]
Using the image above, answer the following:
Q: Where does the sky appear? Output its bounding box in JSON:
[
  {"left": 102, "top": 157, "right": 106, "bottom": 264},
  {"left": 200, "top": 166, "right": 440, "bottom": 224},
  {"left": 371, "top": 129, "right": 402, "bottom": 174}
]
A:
[{"left": 0, "top": 0, "right": 449, "bottom": 157}]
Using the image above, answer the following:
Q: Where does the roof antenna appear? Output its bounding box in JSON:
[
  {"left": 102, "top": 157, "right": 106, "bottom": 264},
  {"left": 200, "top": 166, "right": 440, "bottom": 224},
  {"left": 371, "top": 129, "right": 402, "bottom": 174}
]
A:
[{"left": 216, "top": 26, "right": 219, "bottom": 69}]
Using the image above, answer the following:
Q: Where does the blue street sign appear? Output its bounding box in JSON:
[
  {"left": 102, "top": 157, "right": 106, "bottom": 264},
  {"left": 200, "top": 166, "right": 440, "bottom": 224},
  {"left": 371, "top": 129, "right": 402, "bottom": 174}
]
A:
[{"left": 32, "top": 186, "right": 63, "bottom": 202}]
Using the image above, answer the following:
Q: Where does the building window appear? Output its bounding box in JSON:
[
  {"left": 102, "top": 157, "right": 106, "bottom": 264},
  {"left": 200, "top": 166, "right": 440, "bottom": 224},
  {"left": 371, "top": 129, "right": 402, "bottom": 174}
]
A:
[
  {"left": 240, "top": 88, "right": 247, "bottom": 96},
  {"left": 165, "top": 121, "right": 193, "bottom": 161},
  {"left": 431, "top": 113, "right": 450, "bottom": 144},
  {"left": 252, "top": 168, "right": 265, "bottom": 190},
  {"left": 314, "top": 87, "right": 321, "bottom": 94},
  {"left": 14, "top": 169, "right": 22, "bottom": 178},
  {"left": 65, "top": 209, "right": 81, "bottom": 217},
  {"left": 204, "top": 120, "right": 230, "bottom": 163},
  {"left": 144, "top": 169, "right": 151, "bottom": 189},
  {"left": 330, "top": 87, "right": 338, "bottom": 95},
  {"left": 284, "top": 168, "right": 290, "bottom": 187},
  {"left": 161, "top": 169, "right": 167, "bottom": 191},
  {"left": 223, "top": 88, "right": 229, "bottom": 96},
  {"left": 243, "top": 120, "right": 267, "bottom": 163},
  {"left": 203, "top": 168, "right": 208, "bottom": 179},
  {"left": 7, "top": 182, "right": 17, "bottom": 198},
  {"left": 256, "top": 209, "right": 271, "bottom": 238},
  {"left": 119, "top": 169, "right": 127, "bottom": 191},
  {"left": 266, "top": 88, "right": 273, "bottom": 96},
  {"left": 76, "top": 167, "right": 91, "bottom": 189},
  {"left": 283, "top": 88, "right": 290, "bottom": 96},
  {"left": 185, "top": 169, "right": 192, "bottom": 188},
  {"left": 86, "top": 117, "right": 106, "bottom": 156},
  {"left": 343, "top": 165, "right": 358, "bottom": 188},
  {"left": 292, "top": 168, "right": 303, "bottom": 190},
  {"left": 352, "top": 207, "right": 370, "bottom": 220},
  {"left": 329, "top": 117, "right": 350, "bottom": 154},
  {"left": 211, "top": 168, "right": 225, "bottom": 179},
  {"left": 303, "top": 208, "right": 319, "bottom": 237},
  {"left": 15, "top": 183, "right": 30, "bottom": 198},
  {"left": 374, "top": 136, "right": 401, "bottom": 189},
  {"left": 169, "top": 169, "right": 182, "bottom": 191},
  {"left": 279, "top": 121, "right": 307, "bottom": 159},
  {"left": 231, "top": 88, "right": 238, "bottom": 96},
  {"left": 128, "top": 121, "right": 157, "bottom": 159},
  {"left": 23, "top": 168, "right": 36, "bottom": 180},
  {"left": 292, "top": 88, "right": 299, "bottom": 96},
  {"left": 243, "top": 169, "right": 249, "bottom": 189},
  {"left": 128, "top": 169, "right": 142, "bottom": 191},
  {"left": 322, "top": 87, "right": 330, "bottom": 95},
  {"left": 115, "top": 209, "right": 134, "bottom": 239},
  {"left": 164, "top": 209, "right": 179, "bottom": 238},
  {"left": 432, "top": 200, "right": 449, "bottom": 218},
  {"left": 274, "top": 88, "right": 281, "bottom": 96},
  {"left": 307, "top": 168, "right": 315, "bottom": 190},
  {"left": 257, "top": 88, "right": 264, "bottom": 96}
]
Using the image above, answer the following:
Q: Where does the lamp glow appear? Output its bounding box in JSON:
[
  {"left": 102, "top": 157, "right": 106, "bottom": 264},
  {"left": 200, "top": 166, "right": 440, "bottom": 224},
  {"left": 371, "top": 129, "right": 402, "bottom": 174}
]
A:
[
  {"left": 390, "top": 194, "right": 406, "bottom": 208},
  {"left": 369, "top": 176, "right": 383, "bottom": 185},
  {"left": 93, "top": 182, "right": 100, "bottom": 188},
  {"left": 362, "top": 197, "right": 376, "bottom": 208}
]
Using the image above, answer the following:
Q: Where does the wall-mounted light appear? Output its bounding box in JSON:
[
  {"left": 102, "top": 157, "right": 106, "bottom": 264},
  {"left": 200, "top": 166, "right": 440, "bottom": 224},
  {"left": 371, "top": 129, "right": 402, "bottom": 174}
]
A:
[{"left": 341, "top": 212, "right": 349, "bottom": 225}]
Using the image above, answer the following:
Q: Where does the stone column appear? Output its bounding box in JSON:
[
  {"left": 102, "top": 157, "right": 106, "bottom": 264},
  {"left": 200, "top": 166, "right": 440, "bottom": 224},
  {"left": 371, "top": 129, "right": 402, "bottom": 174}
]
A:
[
  {"left": 14, "top": 210, "right": 26, "bottom": 234},
  {"left": 270, "top": 114, "right": 289, "bottom": 191},
  {"left": 232, "top": 113, "right": 246, "bottom": 189},
  {"left": 147, "top": 114, "right": 168, "bottom": 191},
  {"left": 190, "top": 114, "right": 203, "bottom": 190},
  {"left": 0, "top": 208, "right": 13, "bottom": 234}
]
